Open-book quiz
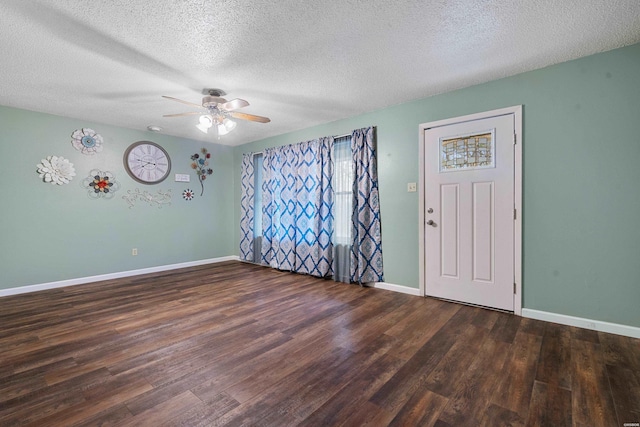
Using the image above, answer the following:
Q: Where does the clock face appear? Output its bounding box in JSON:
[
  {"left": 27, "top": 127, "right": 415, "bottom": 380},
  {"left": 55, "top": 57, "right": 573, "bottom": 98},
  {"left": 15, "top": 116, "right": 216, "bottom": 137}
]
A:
[{"left": 123, "top": 141, "right": 171, "bottom": 184}]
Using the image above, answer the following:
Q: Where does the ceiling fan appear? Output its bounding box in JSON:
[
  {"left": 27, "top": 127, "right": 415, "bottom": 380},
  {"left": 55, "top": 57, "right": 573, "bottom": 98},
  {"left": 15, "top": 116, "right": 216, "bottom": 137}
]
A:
[{"left": 162, "top": 88, "right": 270, "bottom": 136}]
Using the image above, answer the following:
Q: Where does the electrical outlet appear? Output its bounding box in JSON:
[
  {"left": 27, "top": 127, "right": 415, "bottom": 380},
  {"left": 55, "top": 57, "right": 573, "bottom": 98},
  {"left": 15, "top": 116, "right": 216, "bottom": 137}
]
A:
[
  {"left": 407, "top": 182, "right": 417, "bottom": 192},
  {"left": 132, "top": 248, "right": 138, "bottom": 256}
]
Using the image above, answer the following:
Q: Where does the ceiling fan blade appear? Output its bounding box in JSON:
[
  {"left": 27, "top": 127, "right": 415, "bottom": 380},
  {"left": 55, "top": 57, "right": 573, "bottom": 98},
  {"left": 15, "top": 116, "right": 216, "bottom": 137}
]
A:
[
  {"left": 163, "top": 111, "right": 203, "bottom": 117},
  {"left": 230, "top": 112, "right": 271, "bottom": 123},
  {"left": 162, "top": 95, "right": 202, "bottom": 108},
  {"left": 220, "top": 98, "right": 249, "bottom": 111}
]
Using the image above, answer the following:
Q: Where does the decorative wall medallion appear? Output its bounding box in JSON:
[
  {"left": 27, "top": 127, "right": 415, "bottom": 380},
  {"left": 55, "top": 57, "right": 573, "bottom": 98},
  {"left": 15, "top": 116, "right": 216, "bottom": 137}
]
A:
[
  {"left": 71, "top": 128, "right": 103, "bottom": 155},
  {"left": 36, "top": 155, "right": 76, "bottom": 185},
  {"left": 182, "top": 189, "right": 194, "bottom": 201},
  {"left": 82, "top": 170, "right": 120, "bottom": 199},
  {"left": 191, "top": 148, "right": 213, "bottom": 196},
  {"left": 122, "top": 188, "right": 172, "bottom": 209}
]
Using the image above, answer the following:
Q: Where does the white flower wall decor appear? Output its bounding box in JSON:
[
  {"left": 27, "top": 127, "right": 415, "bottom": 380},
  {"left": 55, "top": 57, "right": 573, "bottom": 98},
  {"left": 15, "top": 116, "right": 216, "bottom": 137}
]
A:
[
  {"left": 36, "top": 155, "right": 76, "bottom": 185},
  {"left": 71, "top": 128, "right": 103, "bottom": 155}
]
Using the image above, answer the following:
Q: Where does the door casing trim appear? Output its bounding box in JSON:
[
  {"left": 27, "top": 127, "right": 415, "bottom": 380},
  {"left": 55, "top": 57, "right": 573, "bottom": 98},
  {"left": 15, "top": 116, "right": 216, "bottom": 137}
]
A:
[{"left": 418, "top": 105, "right": 523, "bottom": 315}]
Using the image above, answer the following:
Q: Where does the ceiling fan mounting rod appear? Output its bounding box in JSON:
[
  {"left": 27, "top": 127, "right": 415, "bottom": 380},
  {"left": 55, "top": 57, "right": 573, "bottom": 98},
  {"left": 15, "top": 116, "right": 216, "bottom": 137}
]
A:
[{"left": 203, "top": 88, "right": 226, "bottom": 97}]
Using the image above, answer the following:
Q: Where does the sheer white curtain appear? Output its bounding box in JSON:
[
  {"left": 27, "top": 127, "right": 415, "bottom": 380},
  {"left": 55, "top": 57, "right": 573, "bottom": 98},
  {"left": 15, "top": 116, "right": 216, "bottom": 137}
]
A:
[
  {"left": 332, "top": 136, "right": 352, "bottom": 282},
  {"left": 253, "top": 154, "right": 263, "bottom": 263}
]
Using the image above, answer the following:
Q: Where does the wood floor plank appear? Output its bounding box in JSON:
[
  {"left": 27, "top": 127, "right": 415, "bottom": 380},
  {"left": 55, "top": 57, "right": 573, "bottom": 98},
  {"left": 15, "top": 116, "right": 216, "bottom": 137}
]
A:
[
  {"left": 535, "top": 323, "right": 572, "bottom": 389},
  {"left": 599, "top": 331, "right": 640, "bottom": 373},
  {"left": 303, "top": 352, "right": 407, "bottom": 426},
  {"left": 196, "top": 328, "right": 342, "bottom": 404},
  {"left": 336, "top": 400, "right": 395, "bottom": 427},
  {"left": 384, "top": 297, "right": 460, "bottom": 361},
  {"left": 470, "top": 307, "right": 500, "bottom": 331},
  {"left": 571, "top": 338, "right": 618, "bottom": 427},
  {"left": 286, "top": 333, "right": 398, "bottom": 420},
  {"left": 571, "top": 325, "right": 600, "bottom": 343},
  {"left": 479, "top": 404, "right": 526, "bottom": 427},
  {"left": 167, "top": 392, "right": 240, "bottom": 427},
  {"left": 0, "top": 261, "right": 637, "bottom": 426},
  {"left": 490, "top": 330, "right": 543, "bottom": 417},
  {"left": 369, "top": 305, "right": 476, "bottom": 413},
  {"left": 117, "top": 390, "right": 202, "bottom": 427},
  {"left": 605, "top": 364, "right": 640, "bottom": 425},
  {"left": 0, "top": 368, "right": 112, "bottom": 426},
  {"left": 525, "top": 381, "right": 572, "bottom": 427},
  {"left": 437, "top": 335, "right": 511, "bottom": 426},
  {"left": 0, "top": 358, "right": 75, "bottom": 402},
  {"left": 387, "top": 386, "right": 449, "bottom": 426},
  {"left": 23, "top": 375, "right": 152, "bottom": 427},
  {"left": 424, "top": 324, "right": 488, "bottom": 397},
  {"left": 490, "top": 311, "right": 522, "bottom": 343}
]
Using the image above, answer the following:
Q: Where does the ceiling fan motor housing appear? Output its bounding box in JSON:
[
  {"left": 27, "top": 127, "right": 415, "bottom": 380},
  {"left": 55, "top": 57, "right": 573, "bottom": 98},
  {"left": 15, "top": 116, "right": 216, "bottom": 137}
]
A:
[{"left": 202, "top": 95, "right": 227, "bottom": 108}]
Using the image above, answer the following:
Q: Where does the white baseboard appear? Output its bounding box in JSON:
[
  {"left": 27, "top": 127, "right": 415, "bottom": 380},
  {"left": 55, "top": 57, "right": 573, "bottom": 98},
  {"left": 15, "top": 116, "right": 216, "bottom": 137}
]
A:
[
  {"left": 0, "top": 256, "right": 239, "bottom": 298},
  {"left": 522, "top": 308, "right": 640, "bottom": 339},
  {"left": 368, "top": 281, "right": 422, "bottom": 296}
]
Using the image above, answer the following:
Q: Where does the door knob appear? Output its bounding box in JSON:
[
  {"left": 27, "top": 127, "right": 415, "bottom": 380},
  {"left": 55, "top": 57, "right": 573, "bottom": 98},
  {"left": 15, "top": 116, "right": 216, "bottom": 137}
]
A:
[{"left": 426, "top": 220, "right": 435, "bottom": 226}]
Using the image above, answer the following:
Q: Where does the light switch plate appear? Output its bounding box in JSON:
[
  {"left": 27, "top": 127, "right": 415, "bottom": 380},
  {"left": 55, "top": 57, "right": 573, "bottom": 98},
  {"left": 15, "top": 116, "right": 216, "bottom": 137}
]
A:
[
  {"left": 407, "top": 182, "right": 417, "bottom": 192},
  {"left": 175, "top": 173, "right": 190, "bottom": 182}
]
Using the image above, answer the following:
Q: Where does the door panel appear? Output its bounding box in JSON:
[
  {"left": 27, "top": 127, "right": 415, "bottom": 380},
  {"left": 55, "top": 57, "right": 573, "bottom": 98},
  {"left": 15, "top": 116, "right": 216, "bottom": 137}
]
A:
[
  {"left": 425, "top": 114, "right": 514, "bottom": 311},
  {"left": 440, "top": 184, "right": 459, "bottom": 278},
  {"left": 472, "top": 181, "right": 493, "bottom": 282}
]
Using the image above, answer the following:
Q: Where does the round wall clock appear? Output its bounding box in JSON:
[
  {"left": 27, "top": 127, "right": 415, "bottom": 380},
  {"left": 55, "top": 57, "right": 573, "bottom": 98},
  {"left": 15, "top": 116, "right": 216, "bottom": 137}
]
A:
[{"left": 123, "top": 141, "right": 172, "bottom": 184}]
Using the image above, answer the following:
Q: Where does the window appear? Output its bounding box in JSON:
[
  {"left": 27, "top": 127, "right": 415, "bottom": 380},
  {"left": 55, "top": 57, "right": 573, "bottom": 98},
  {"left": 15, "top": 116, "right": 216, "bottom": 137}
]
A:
[
  {"left": 332, "top": 136, "right": 353, "bottom": 246},
  {"left": 252, "top": 140, "right": 352, "bottom": 245},
  {"left": 253, "top": 153, "right": 263, "bottom": 237},
  {"left": 241, "top": 126, "right": 382, "bottom": 282}
]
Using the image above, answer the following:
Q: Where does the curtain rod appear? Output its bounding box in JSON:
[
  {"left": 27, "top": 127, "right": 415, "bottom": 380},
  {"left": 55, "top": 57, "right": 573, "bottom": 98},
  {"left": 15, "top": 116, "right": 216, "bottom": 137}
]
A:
[
  {"left": 333, "top": 133, "right": 351, "bottom": 139},
  {"left": 250, "top": 129, "right": 368, "bottom": 155}
]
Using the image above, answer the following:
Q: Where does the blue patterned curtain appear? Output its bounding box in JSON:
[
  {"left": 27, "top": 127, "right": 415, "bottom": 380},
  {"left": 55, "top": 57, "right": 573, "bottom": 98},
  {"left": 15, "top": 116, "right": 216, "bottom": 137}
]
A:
[
  {"left": 350, "top": 127, "right": 384, "bottom": 283},
  {"left": 239, "top": 153, "right": 255, "bottom": 261},
  {"left": 261, "top": 138, "right": 334, "bottom": 277}
]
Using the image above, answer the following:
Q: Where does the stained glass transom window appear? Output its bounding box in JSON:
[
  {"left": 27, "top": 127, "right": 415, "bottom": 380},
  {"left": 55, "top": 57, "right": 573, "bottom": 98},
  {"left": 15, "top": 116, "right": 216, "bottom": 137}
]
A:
[{"left": 439, "top": 130, "right": 495, "bottom": 172}]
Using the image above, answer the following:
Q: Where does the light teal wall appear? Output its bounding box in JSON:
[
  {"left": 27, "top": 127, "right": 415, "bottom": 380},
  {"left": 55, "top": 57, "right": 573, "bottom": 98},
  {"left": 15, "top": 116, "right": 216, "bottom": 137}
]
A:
[
  {"left": 234, "top": 43, "right": 640, "bottom": 328},
  {"left": 0, "top": 106, "right": 235, "bottom": 290}
]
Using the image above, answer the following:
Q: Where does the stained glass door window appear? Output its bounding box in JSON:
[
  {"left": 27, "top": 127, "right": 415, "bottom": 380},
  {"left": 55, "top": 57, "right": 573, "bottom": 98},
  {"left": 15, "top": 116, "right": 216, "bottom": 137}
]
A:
[{"left": 439, "top": 129, "right": 495, "bottom": 172}]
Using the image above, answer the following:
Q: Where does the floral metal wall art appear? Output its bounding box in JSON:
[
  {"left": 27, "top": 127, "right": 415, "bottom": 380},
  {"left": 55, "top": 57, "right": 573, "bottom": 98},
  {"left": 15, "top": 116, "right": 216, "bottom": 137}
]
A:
[
  {"left": 71, "top": 128, "right": 103, "bottom": 155},
  {"left": 182, "top": 189, "right": 194, "bottom": 201},
  {"left": 190, "top": 148, "right": 213, "bottom": 196},
  {"left": 36, "top": 155, "right": 76, "bottom": 185},
  {"left": 82, "top": 170, "right": 120, "bottom": 199},
  {"left": 122, "top": 188, "right": 172, "bottom": 209}
]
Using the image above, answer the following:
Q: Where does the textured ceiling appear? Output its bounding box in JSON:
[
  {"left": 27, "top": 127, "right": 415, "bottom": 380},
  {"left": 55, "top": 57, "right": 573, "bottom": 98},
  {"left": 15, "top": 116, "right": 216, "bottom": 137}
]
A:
[{"left": 1, "top": 0, "right": 639, "bottom": 146}]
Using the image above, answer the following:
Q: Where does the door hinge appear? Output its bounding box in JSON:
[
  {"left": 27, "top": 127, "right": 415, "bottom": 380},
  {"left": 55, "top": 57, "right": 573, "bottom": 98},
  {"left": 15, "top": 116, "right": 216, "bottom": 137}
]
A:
[
  {"left": 514, "top": 283, "right": 517, "bottom": 294},
  {"left": 513, "top": 208, "right": 517, "bottom": 220},
  {"left": 513, "top": 133, "right": 517, "bottom": 144}
]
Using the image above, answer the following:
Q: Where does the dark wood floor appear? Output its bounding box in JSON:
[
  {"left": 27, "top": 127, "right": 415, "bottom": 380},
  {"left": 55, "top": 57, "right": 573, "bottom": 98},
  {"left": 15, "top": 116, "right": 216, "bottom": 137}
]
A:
[{"left": 1, "top": 262, "right": 639, "bottom": 426}]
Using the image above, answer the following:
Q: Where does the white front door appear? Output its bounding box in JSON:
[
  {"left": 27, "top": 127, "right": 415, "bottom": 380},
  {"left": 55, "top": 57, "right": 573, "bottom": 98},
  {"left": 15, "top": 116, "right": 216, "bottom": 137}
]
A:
[{"left": 424, "top": 112, "right": 516, "bottom": 311}]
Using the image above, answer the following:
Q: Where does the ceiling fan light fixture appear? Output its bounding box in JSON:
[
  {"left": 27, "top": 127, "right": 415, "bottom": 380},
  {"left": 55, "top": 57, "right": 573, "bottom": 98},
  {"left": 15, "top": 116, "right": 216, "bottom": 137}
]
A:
[
  {"left": 217, "top": 124, "right": 230, "bottom": 136},
  {"left": 196, "top": 115, "right": 213, "bottom": 134},
  {"left": 223, "top": 118, "right": 236, "bottom": 132}
]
